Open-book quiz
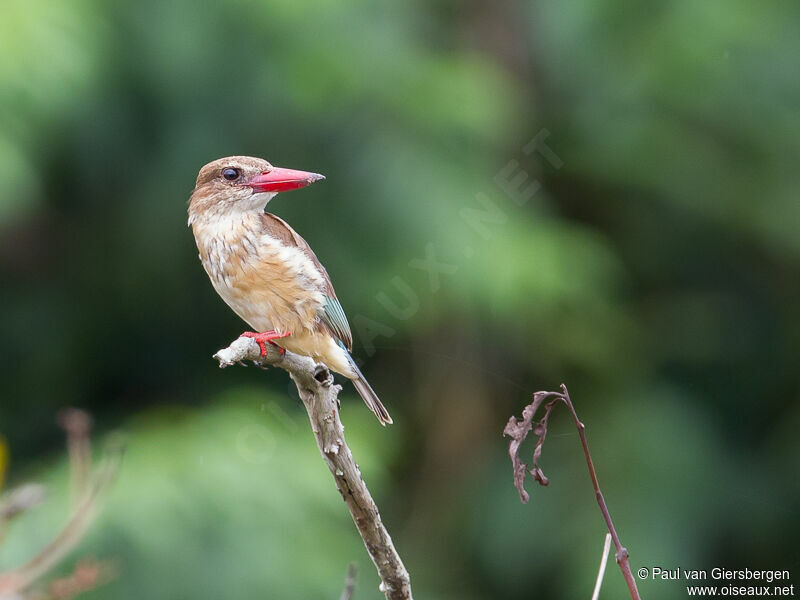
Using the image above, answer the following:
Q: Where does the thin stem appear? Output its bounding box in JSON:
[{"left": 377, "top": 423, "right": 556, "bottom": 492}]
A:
[
  {"left": 0, "top": 441, "right": 123, "bottom": 595},
  {"left": 339, "top": 563, "right": 357, "bottom": 600},
  {"left": 558, "top": 385, "right": 641, "bottom": 600},
  {"left": 591, "top": 533, "right": 612, "bottom": 600},
  {"left": 503, "top": 385, "right": 642, "bottom": 600},
  {"left": 57, "top": 408, "right": 93, "bottom": 508}
]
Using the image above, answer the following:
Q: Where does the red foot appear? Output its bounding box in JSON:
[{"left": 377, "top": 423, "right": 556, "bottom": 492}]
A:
[{"left": 241, "top": 330, "right": 291, "bottom": 358}]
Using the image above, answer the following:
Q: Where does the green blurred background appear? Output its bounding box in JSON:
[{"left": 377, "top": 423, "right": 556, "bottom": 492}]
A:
[{"left": 1, "top": 0, "right": 798, "bottom": 598}]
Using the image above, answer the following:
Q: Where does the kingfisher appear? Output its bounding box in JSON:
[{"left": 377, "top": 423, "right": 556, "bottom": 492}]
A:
[{"left": 188, "top": 156, "right": 392, "bottom": 425}]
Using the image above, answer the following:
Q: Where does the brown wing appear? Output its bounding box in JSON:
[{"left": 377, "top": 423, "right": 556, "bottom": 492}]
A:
[{"left": 260, "top": 212, "right": 353, "bottom": 350}]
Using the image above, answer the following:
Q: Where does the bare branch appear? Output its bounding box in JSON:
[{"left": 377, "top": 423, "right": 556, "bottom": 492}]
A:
[
  {"left": 591, "top": 533, "right": 612, "bottom": 600},
  {"left": 57, "top": 409, "right": 93, "bottom": 507},
  {"left": 0, "top": 484, "right": 47, "bottom": 548},
  {"left": 503, "top": 384, "right": 641, "bottom": 600},
  {"left": 0, "top": 438, "right": 123, "bottom": 597},
  {"left": 339, "top": 563, "right": 357, "bottom": 600},
  {"left": 0, "top": 485, "right": 46, "bottom": 524},
  {"left": 214, "top": 336, "right": 413, "bottom": 600},
  {"left": 31, "top": 559, "right": 117, "bottom": 600}
]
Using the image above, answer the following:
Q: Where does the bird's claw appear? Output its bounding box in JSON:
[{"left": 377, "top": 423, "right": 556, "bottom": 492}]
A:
[{"left": 240, "top": 330, "right": 291, "bottom": 358}]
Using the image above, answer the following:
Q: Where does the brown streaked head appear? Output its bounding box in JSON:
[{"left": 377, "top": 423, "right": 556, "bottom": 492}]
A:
[{"left": 188, "top": 155, "right": 325, "bottom": 219}]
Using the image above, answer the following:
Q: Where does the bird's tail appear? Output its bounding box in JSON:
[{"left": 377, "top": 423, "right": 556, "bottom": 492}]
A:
[{"left": 344, "top": 349, "right": 393, "bottom": 426}]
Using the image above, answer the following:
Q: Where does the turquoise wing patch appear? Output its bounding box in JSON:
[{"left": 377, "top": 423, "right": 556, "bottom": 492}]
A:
[{"left": 320, "top": 295, "right": 353, "bottom": 351}]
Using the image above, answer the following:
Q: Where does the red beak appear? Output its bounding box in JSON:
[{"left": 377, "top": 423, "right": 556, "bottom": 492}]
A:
[{"left": 246, "top": 167, "right": 325, "bottom": 193}]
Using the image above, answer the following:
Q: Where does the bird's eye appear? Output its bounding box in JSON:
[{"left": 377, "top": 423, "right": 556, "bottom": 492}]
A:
[{"left": 221, "top": 167, "right": 241, "bottom": 181}]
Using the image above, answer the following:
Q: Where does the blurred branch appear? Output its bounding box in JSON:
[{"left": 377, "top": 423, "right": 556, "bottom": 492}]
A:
[
  {"left": 214, "top": 336, "right": 413, "bottom": 600},
  {"left": 591, "top": 533, "right": 612, "bottom": 600},
  {"left": 0, "top": 485, "right": 46, "bottom": 527},
  {"left": 56, "top": 410, "right": 93, "bottom": 508},
  {"left": 0, "top": 484, "right": 47, "bottom": 548},
  {"left": 339, "top": 563, "right": 357, "bottom": 600},
  {"left": 0, "top": 412, "right": 123, "bottom": 600},
  {"left": 27, "top": 559, "right": 117, "bottom": 600},
  {"left": 503, "top": 384, "right": 641, "bottom": 600}
]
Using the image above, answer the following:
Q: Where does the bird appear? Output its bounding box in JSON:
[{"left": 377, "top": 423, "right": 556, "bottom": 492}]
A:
[{"left": 188, "top": 156, "right": 392, "bottom": 425}]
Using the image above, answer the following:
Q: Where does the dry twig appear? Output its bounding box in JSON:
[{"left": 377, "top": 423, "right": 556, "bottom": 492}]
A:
[
  {"left": 0, "top": 412, "right": 123, "bottom": 600},
  {"left": 503, "top": 384, "right": 641, "bottom": 600},
  {"left": 56, "top": 410, "right": 93, "bottom": 507},
  {"left": 29, "top": 559, "right": 117, "bottom": 600},
  {"left": 339, "top": 563, "right": 357, "bottom": 600},
  {"left": 214, "top": 336, "right": 412, "bottom": 600},
  {"left": 591, "top": 533, "right": 612, "bottom": 600},
  {"left": 0, "top": 485, "right": 46, "bottom": 527}
]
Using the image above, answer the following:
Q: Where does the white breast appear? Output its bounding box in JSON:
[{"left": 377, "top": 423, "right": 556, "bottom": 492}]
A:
[{"left": 191, "top": 213, "right": 326, "bottom": 335}]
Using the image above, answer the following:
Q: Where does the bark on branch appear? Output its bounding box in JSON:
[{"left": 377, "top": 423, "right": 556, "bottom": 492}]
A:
[{"left": 213, "top": 336, "right": 413, "bottom": 600}]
